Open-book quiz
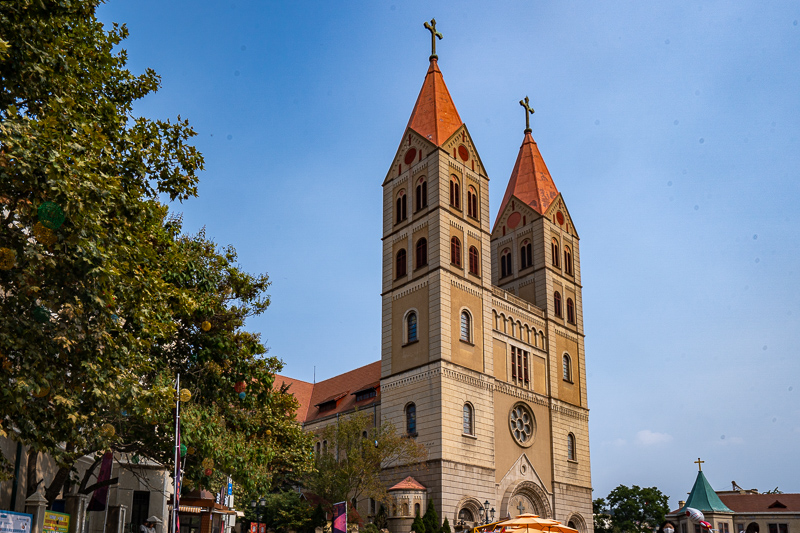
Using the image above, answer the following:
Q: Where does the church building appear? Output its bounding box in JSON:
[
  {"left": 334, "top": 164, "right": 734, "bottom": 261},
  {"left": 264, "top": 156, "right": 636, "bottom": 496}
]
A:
[{"left": 276, "top": 20, "right": 593, "bottom": 533}]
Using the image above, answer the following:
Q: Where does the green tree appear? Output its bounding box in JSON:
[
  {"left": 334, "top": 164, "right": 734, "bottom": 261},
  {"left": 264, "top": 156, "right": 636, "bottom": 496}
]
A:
[
  {"left": 0, "top": 0, "right": 313, "bottom": 503},
  {"left": 304, "top": 410, "right": 427, "bottom": 507},
  {"left": 594, "top": 485, "right": 670, "bottom": 533},
  {"left": 441, "top": 517, "right": 451, "bottom": 533},
  {"left": 374, "top": 505, "right": 388, "bottom": 530},
  {"left": 423, "top": 499, "right": 440, "bottom": 533},
  {"left": 412, "top": 510, "right": 426, "bottom": 533}
]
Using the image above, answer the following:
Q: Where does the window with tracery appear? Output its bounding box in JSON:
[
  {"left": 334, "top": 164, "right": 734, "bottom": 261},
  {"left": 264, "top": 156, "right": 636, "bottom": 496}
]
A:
[
  {"left": 415, "top": 177, "right": 427, "bottom": 211},
  {"left": 551, "top": 238, "right": 560, "bottom": 268},
  {"left": 396, "top": 190, "right": 407, "bottom": 224},
  {"left": 567, "top": 298, "right": 575, "bottom": 324},
  {"left": 564, "top": 245, "right": 573, "bottom": 275},
  {"left": 451, "top": 237, "right": 462, "bottom": 267},
  {"left": 467, "top": 186, "right": 478, "bottom": 218},
  {"left": 554, "top": 291, "right": 562, "bottom": 317},
  {"left": 520, "top": 240, "right": 532, "bottom": 270},
  {"left": 501, "top": 248, "right": 512, "bottom": 278},
  {"left": 416, "top": 238, "right": 427, "bottom": 269},
  {"left": 396, "top": 249, "right": 407, "bottom": 278},
  {"left": 450, "top": 176, "right": 461, "bottom": 209},
  {"left": 469, "top": 246, "right": 479, "bottom": 275}
]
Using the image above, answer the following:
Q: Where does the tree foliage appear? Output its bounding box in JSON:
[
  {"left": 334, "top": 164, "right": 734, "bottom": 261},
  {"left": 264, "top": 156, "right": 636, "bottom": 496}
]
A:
[
  {"left": 423, "top": 499, "right": 440, "bottom": 533},
  {"left": 593, "top": 485, "right": 670, "bottom": 533},
  {"left": 304, "top": 410, "right": 427, "bottom": 507},
  {"left": 0, "top": 0, "right": 312, "bottom": 503},
  {"left": 412, "top": 510, "right": 426, "bottom": 533}
]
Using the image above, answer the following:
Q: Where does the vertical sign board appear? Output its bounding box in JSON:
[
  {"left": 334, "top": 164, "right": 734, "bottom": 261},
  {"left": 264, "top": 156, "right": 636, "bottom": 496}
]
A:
[
  {"left": 43, "top": 512, "right": 70, "bottom": 533},
  {"left": 332, "top": 502, "right": 347, "bottom": 533},
  {"left": 0, "top": 511, "right": 33, "bottom": 533}
]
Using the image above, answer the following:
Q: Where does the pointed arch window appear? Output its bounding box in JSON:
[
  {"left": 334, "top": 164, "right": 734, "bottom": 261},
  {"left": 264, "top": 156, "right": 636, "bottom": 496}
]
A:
[
  {"left": 567, "top": 433, "right": 576, "bottom": 461},
  {"left": 451, "top": 236, "right": 462, "bottom": 267},
  {"left": 520, "top": 240, "right": 532, "bottom": 270},
  {"left": 406, "top": 403, "right": 417, "bottom": 436},
  {"left": 450, "top": 176, "right": 461, "bottom": 209},
  {"left": 415, "top": 177, "right": 428, "bottom": 212},
  {"left": 396, "top": 190, "right": 407, "bottom": 224},
  {"left": 564, "top": 245, "right": 573, "bottom": 275},
  {"left": 396, "top": 249, "right": 407, "bottom": 279},
  {"left": 467, "top": 186, "right": 478, "bottom": 218},
  {"left": 407, "top": 312, "right": 418, "bottom": 343},
  {"left": 501, "top": 248, "right": 512, "bottom": 278},
  {"left": 416, "top": 238, "right": 428, "bottom": 269},
  {"left": 463, "top": 403, "right": 474, "bottom": 435},
  {"left": 551, "top": 238, "right": 560, "bottom": 268},
  {"left": 567, "top": 298, "right": 575, "bottom": 324},
  {"left": 563, "top": 353, "right": 572, "bottom": 382},
  {"left": 468, "top": 246, "right": 479, "bottom": 275},
  {"left": 554, "top": 291, "right": 562, "bottom": 317},
  {"left": 460, "top": 310, "right": 471, "bottom": 342}
]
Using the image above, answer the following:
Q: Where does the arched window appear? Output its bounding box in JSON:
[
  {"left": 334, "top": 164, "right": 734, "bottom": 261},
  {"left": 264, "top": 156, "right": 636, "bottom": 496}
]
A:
[
  {"left": 554, "top": 291, "right": 562, "bottom": 317},
  {"left": 551, "top": 238, "right": 560, "bottom": 267},
  {"left": 501, "top": 248, "right": 512, "bottom": 278},
  {"left": 463, "top": 403, "right": 474, "bottom": 435},
  {"left": 564, "top": 245, "right": 573, "bottom": 275},
  {"left": 396, "top": 190, "right": 407, "bottom": 224},
  {"left": 468, "top": 246, "right": 479, "bottom": 275},
  {"left": 450, "top": 176, "right": 461, "bottom": 209},
  {"left": 458, "top": 509, "right": 474, "bottom": 523},
  {"left": 396, "top": 249, "right": 407, "bottom": 278},
  {"left": 415, "top": 177, "right": 427, "bottom": 212},
  {"left": 315, "top": 442, "right": 321, "bottom": 455},
  {"left": 567, "top": 433, "right": 576, "bottom": 461},
  {"left": 567, "top": 298, "right": 575, "bottom": 323},
  {"left": 413, "top": 503, "right": 420, "bottom": 517},
  {"left": 467, "top": 186, "right": 478, "bottom": 218},
  {"left": 407, "top": 312, "right": 417, "bottom": 343},
  {"left": 402, "top": 503, "right": 409, "bottom": 516},
  {"left": 520, "top": 240, "right": 532, "bottom": 270},
  {"left": 322, "top": 440, "right": 327, "bottom": 454},
  {"left": 451, "top": 237, "right": 462, "bottom": 267},
  {"left": 416, "top": 238, "right": 428, "bottom": 269},
  {"left": 406, "top": 403, "right": 416, "bottom": 435},
  {"left": 563, "top": 353, "right": 572, "bottom": 382},
  {"left": 460, "top": 310, "right": 471, "bottom": 342}
]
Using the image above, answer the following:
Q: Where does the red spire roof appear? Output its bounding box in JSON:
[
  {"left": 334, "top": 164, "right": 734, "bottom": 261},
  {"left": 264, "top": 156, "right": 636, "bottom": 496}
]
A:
[
  {"left": 406, "top": 58, "right": 463, "bottom": 146},
  {"left": 496, "top": 132, "right": 559, "bottom": 219}
]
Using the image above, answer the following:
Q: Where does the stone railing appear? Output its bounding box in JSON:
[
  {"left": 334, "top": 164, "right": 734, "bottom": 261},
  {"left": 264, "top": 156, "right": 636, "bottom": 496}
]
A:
[{"left": 490, "top": 286, "right": 545, "bottom": 318}]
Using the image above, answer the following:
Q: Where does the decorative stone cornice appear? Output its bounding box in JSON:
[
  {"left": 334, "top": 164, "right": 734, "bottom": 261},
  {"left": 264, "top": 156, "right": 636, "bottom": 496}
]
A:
[
  {"left": 549, "top": 400, "right": 589, "bottom": 422},
  {"left": 392, "top": 279, "right": 428, "bottom": 300},
  {"left": 451, "top": 279, "right": 482, "bottom": 298}
]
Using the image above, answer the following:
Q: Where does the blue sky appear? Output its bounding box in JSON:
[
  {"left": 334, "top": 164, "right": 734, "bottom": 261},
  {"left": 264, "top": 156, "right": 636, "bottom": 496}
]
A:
[{"left": 98, "top": 0, "right": 800, "bottom": 510}]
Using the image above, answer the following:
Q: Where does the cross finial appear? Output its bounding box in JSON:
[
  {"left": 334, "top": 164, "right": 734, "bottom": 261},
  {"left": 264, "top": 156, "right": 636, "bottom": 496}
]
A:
[
  {"left": 520, "top": 96, "right": 535, "bottom": 133},
  {"left": 695, "top": 458, "right": 705, "bottom": 471},
  {"left": 424, "top": 18, "right": 443, "bottom": 60}
]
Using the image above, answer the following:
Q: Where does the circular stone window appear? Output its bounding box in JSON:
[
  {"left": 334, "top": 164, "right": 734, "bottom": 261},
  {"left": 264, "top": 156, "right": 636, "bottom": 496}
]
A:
[{"left": 509, "top": 402, "right": 536, "bottom": 447}]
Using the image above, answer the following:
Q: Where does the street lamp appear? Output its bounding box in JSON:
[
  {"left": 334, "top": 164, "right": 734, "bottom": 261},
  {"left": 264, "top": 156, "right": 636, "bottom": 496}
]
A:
[
  {"left": 483, "top": 501, "right": 490, "bottom": 525},
  {"left": 250, "top": 498, "right": 267, "bottom": 533}
]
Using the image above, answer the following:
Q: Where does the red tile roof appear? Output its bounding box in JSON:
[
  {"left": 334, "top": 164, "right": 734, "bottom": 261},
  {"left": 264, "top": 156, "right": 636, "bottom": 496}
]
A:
[
  {"left": 718, "top": 493, "right": 800, "bottom": 513},
  {"left": 275, "top": 361, "right": 381, "bottom": 424},
  {"left": 406, "top": 58, "right": 463, "bottom": 146},
  {"left": 495, "top": 132, "right": 559, "bottom": 230},
  {"left": 388, "top": 476, "right": 426, "bottom": 491}
]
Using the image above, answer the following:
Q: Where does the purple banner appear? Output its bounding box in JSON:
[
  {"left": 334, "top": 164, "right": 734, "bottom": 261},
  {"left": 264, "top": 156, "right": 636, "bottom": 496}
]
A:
[
  {"left": 332, "top": 502, "right": 347, "bottom": 533},
  {"left": 87, "top": 452, "right": 113, "bottom": 512}
]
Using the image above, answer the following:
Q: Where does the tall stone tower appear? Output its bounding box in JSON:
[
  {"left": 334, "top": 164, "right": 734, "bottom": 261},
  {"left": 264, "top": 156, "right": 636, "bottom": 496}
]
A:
[{"left": 379, "top": 21, "right": 592, "bottom": 533}]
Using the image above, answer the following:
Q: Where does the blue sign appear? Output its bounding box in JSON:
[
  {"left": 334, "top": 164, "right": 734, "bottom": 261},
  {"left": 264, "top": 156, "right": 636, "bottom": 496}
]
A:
[
  {"left": 0, "top": 511, "right": 33, "bottom": 533},
  {"left": 227, "top": 481, "right": 233, "bottom": 496}
]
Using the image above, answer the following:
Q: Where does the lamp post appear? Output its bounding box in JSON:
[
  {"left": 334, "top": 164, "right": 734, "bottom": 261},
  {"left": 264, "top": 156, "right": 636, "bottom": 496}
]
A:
[
  {"left": 250, "top": 498, "right": 267, "bottom": 533},
  {"left": 483, "top": 501, "right": 490, "bottom": 525}
]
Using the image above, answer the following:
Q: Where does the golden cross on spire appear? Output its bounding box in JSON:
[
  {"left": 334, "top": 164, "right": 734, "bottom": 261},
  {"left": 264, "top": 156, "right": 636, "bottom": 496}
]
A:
[
  {"left": 520, "top": 96, "right": 535, "bottom": 133},
  {"left": 424, "top": 18, "right": 443, "bottom": 60},
  {"left": 695, "top": 458, "right": 705, "bottom": 471}
]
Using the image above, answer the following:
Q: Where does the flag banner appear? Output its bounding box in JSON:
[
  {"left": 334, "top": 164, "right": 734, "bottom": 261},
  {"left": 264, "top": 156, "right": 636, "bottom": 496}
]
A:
[
  {"left": 87, "top": 452, "right": 114, "bottom": 512},
  {"left": 332, "top": 502, "right": 347, "bottom": 533}
]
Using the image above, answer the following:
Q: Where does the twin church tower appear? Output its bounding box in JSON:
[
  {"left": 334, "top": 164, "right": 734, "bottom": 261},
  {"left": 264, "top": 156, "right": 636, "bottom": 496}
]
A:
[
  {"left": 279, "top": 19, "right": 593, "bottom": 533},
  {"left": 378, "top": 19, "right": 592, "bottom": 533}
]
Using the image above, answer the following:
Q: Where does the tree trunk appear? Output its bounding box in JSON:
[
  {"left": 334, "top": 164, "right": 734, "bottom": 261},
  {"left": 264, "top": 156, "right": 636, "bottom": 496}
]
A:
[
  {"left": 25, "top": 449, "right": 41, "bottom": 497},
  {"left": 45, "top": 465, "right": 72, "bottom": 505}
]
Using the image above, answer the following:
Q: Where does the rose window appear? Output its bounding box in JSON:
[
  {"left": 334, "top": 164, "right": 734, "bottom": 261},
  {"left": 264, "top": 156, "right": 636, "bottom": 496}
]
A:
[{"left": 509, "top": 403, "right": 535, "bottom": 446}]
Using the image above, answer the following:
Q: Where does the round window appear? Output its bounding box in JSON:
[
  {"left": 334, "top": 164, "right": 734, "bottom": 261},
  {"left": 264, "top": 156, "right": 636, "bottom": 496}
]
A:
[{"left": 509, "top": 402, "right": 536, "bottom": 447}]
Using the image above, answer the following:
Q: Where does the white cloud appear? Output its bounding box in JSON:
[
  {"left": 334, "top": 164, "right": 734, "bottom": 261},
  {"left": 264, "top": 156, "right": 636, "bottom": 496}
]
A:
[{"left": 635, "top": 429, "right": 673, "bottom": 446}]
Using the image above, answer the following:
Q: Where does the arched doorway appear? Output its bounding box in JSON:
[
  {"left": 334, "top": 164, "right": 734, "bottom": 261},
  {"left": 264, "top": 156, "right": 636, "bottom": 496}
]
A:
[
  {"left": 503, "top": 481, "right": 552, "bottom": 519},
  {"left": 746, "top": 524, "right": 759, "bottom": 533}
]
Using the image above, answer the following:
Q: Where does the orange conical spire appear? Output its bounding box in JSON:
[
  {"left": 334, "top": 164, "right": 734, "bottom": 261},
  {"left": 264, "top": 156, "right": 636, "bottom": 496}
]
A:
[
  {"left": 406, "top": 58, "right": 463, "bottom": 146},
  {"left": 497, "top": 131, "right": 559, "bottom": 217}
]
